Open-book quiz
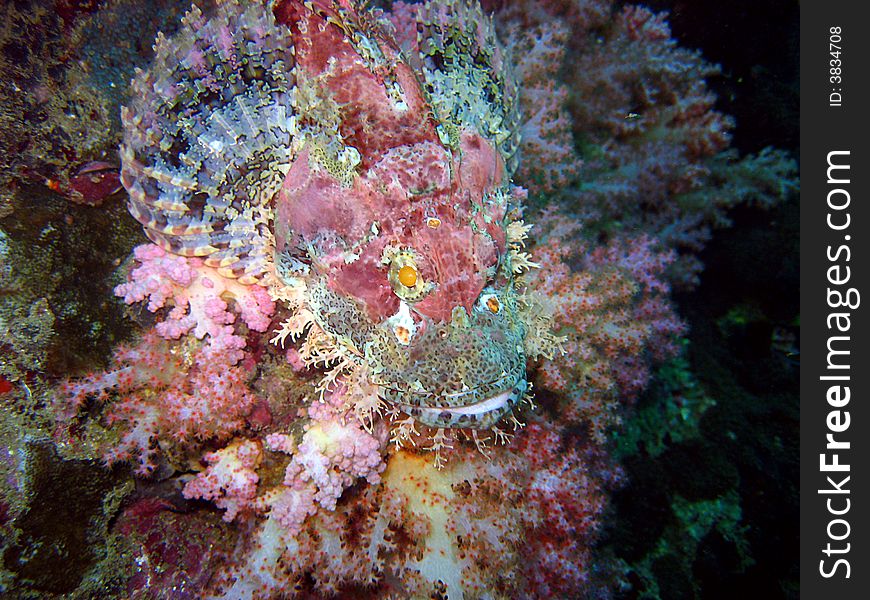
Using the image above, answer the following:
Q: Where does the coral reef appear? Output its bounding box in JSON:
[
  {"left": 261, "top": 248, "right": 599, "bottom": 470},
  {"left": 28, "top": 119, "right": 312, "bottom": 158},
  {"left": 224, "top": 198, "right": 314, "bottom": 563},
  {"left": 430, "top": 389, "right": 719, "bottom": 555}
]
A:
[
  {"left": 528, "top": 210, "right": 685, "bottom": 441},
  {"left": 57, "top": 244, "right": 274, "bottom": 475},
  {"left": 0, "top": 0, "right": 195, "bottom": 208},
  {"left": 0, "top": 0, "right": 798, "bottom": 598},
  {"left": 489, "top": 0, "right": 797, "bottom": 286},
  {"left": 193, "top": 416, "right": 612, "bottom": 600}
]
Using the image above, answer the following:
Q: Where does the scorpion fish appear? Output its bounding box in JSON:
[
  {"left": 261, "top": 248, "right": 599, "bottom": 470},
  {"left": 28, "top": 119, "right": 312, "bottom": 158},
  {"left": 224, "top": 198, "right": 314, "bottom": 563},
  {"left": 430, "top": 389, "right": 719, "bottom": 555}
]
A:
[{"left": 120, "top": 0, "right": 546, "bottom": 433}]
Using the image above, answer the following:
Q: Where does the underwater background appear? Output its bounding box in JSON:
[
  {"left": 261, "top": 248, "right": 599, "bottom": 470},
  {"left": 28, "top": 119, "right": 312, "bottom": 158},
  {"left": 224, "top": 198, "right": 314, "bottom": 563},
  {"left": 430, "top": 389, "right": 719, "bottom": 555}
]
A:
[{"left": 0, "top": 0, "right": 798, "bottom": 598}]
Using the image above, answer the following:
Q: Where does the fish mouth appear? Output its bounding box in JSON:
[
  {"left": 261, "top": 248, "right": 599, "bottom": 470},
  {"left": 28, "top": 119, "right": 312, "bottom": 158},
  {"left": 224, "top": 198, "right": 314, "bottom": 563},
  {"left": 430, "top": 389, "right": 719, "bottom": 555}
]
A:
[
  {"left": 362, "top": 293, "right": 529, "bottom": 430},
  {"left": 390, "top": 376, "right": 527, "bottom": 429}
]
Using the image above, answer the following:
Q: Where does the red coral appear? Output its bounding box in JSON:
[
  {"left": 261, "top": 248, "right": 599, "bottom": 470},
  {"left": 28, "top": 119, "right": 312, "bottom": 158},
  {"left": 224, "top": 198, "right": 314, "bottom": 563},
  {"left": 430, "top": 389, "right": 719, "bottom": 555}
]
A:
[
  {"left": 491, "top": 0, "right": 794, "bottom": 287},
  {"left": 115, "top": 496, "right": 237, "bottom": 600},
  {"left": 529, "top": 212, "right": 685, "bottom": 440},
  {"left": 200, "top": 414, "right": 615, "bottom": 600},
  {"left": 66, "top": 161, "right": 122, "bottom": 206}
]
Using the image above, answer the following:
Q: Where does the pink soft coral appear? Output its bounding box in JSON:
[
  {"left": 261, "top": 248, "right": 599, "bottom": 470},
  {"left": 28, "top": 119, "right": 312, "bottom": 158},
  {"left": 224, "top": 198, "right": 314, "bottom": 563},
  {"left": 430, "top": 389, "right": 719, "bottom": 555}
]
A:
[
  {"left": 58, "top": 243, "right": 275, "bottom": 475},
  {"left": 115, "top": 244, "right": 275, "bottom": 347},
  {"left": 182, "top": 439, "right": 263, "bottom": 522},
  {"left": 257, "top": 388, "right": 388, "bottom": 536},
  {"left": 529, "top": 212, "right": 685, "bottom": 440}
]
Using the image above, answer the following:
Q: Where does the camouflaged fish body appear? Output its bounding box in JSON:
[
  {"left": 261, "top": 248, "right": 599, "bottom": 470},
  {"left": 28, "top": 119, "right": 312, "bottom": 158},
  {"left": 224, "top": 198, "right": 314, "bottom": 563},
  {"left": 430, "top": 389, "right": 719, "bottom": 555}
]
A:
[
  {"left": 120, "top": 0, "right": 534, "bottom": 431},
  {"left": 121, "top": 2, "right": 295, "bottom": 284}
]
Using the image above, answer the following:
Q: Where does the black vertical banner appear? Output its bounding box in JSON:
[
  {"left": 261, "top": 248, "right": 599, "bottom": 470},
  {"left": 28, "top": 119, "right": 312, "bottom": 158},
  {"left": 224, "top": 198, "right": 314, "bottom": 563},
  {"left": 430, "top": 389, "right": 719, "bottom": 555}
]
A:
[{"left": 801, "top": 2, "right": 870, "bottom": 598}]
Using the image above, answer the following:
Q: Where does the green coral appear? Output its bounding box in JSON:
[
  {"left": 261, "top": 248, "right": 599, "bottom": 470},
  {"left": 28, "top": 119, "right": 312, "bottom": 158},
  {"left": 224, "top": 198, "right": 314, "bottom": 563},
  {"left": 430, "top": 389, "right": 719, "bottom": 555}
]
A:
[
  {"left": 674, "top": 147, "right": 799, "bottom": 229},
  {"left": 624, "top": 490, "right": 753, "bottom": 600},
  {"left": 612, "top": 340, "right": 716, "bottom": 459}
]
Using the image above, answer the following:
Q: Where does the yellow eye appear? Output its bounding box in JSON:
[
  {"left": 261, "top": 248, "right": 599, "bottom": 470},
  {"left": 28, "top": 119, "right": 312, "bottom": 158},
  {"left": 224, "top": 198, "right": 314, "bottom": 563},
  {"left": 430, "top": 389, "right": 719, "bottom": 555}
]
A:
[
  {"left": 486, "top": 296, "right": 501, "bottom": 314},
  {"left": 398, "top": 265, "right": 418, "bottom": 287},
  {"left": 384, "top": 247, "right": 429, "bottom": 302}
]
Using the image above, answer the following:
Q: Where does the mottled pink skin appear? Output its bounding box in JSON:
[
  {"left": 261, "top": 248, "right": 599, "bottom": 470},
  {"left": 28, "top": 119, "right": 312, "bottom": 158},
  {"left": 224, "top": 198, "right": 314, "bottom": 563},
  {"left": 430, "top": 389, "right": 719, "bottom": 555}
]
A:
[
  {"left": 277, "top": 135, "right": 505, "bottom": 322},
  {"left": 277, "top": 0, "right": 438, "bottom": 163},
  {"left": 273, "top": 1, "right": 507, "bottom": 323}
]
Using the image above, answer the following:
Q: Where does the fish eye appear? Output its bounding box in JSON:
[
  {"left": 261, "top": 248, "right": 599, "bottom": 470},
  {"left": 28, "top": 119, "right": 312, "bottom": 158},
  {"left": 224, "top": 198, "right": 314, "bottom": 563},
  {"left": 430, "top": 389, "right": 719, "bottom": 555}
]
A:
[
  {"left": 476, "top": 291, "right": 501, "bottom": 315},
  {"left": 386, "top": 248, "right": 428, "bottom": 302},
  {"left": 398, "top": 265, "right": 418, "bottom": 287}
]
